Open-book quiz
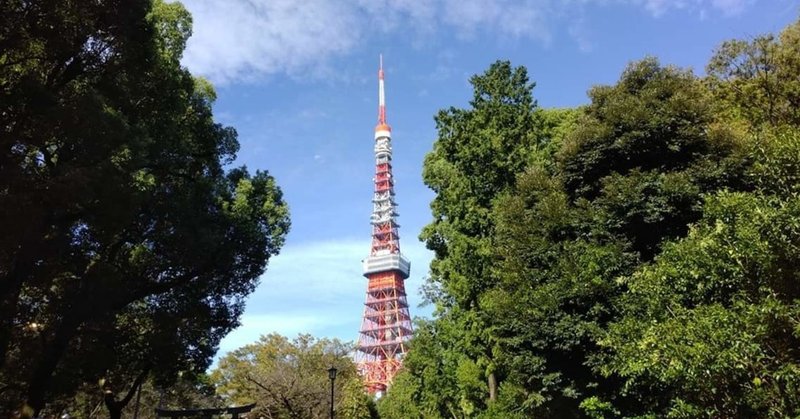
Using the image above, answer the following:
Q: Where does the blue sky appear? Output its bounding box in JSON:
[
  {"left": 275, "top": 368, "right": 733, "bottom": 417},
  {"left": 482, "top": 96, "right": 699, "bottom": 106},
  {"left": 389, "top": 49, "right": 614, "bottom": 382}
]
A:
[{"left": 176, "top": 0, "right": 799, "bottom": 359}]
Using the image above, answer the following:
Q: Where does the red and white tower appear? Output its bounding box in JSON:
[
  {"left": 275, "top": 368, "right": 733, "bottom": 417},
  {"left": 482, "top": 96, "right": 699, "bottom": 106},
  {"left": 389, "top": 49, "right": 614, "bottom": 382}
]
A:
[{"left": 356, "top": 56, "right": 413, "bottom": 395}]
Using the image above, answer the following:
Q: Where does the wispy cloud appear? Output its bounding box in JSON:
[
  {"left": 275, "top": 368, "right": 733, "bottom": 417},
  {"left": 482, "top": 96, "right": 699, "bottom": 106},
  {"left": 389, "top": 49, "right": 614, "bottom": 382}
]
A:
[
  {"left": 355, "top": 0, "right": 437, "bottom": 34},
  {"left": 182, "top": 0, "right": 361, "bottom": 83},
  {"left": 215, "top": 239, "right": 434, "bottom": 358},
  {"left": 640, "top": 0, "right": 754, "bottom": 16},
  {"left": 709, "top": 0, "right": 754, "bottom": 15},
  {"left": 441, "top": 0, "right": 552, "bottom": 42},
  {"left": 568, "top": 15, "right": 593, "bottom": 53},
  {"left": 180, "top": 0, "right": 755, "bottom": 84}
]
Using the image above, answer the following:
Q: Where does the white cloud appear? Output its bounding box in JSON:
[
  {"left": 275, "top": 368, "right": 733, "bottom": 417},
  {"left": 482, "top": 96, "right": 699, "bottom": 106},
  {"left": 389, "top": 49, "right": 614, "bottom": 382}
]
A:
[
  {"left": 709, "top": 0, "right": 753, "bottom": 15},
  {"left": 568, "top": 15, "right": 593, "bottom": 53},
  {"left": 440, "top": 0, "right": 553, "bottom": 42},
  {"left": 182, "top": 0, "right": 361, "bottom": 83},
  {"left": 180, "top": 0, "right": 756, "bottom": 83},
  {"left": 640, "top": 0, "right": 753, "bottom": 16},
  {"left": 355, "top": 0, "right": 438, "bottom": 33}
]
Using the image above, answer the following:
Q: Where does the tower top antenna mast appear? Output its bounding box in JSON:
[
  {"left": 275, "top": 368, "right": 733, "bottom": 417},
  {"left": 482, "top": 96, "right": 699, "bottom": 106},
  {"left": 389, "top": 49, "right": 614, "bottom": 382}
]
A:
[{"left": 377, "top": 54, "right": 388, "bottom": 128}]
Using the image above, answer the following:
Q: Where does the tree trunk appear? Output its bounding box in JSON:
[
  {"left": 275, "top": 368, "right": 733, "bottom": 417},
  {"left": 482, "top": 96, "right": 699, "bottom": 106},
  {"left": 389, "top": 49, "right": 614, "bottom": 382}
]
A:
[
  {"left": 0, "top": 245, "right": 35, "bottom": 366},
  {"left": 22, "top": 259, "right": 105, "bottom": 414},
  {"left": 104, "top": 368, "right": 149, "bottom": 419},
  {"left": 22, "top": 314, "right": 81, "bottom": 417},
  {"left": 487, "top": 371, "right": 497, "bottom": 402},
  {"left": 107, "top": 405, "right": 123, "bottom": 419},
  {"left": 0, "top": 275, "right": 24, "bottom": 367}
]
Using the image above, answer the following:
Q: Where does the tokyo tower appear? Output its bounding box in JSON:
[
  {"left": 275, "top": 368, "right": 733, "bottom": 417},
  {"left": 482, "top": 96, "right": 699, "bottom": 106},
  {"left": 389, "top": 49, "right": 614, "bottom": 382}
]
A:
[{"left": 356, "top": 56, "right": 413, "bottom": 395}]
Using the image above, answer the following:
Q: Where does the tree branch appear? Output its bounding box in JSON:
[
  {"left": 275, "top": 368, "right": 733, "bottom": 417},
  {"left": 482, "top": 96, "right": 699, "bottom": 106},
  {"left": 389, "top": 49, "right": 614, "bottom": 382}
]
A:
[{"left": 119, "top": 367, "right": 150, "bottom": 407}]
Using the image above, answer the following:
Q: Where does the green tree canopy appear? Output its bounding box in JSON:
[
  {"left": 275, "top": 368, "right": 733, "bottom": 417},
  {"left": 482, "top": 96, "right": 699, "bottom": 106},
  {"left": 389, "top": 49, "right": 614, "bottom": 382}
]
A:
[
  {"left": 416, "top": 61, "right": 542, "bottom": 415},
  {"left": 0, "top": 1, "right": 289, "bottom": 416},
  {"left": 382, "top": 17, "right": 800, "bottom": 418},
  {"left": 211, "top": 334, "right": 376, "bottom": 419},
  {"left": 707, "top": 18, "right": 800, "bottom": 129}
]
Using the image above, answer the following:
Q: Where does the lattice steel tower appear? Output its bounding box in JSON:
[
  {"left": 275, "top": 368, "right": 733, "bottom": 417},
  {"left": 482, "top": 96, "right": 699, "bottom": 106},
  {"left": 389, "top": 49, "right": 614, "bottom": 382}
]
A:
[{"left": 356, "top": 56, "right": 413, "bottom": 395}]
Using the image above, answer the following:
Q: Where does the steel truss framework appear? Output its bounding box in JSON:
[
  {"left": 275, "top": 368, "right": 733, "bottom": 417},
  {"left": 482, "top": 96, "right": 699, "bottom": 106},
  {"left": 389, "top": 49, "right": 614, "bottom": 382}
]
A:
[{"left": 356, "top": 56, "right": 413, "bottom": 394}]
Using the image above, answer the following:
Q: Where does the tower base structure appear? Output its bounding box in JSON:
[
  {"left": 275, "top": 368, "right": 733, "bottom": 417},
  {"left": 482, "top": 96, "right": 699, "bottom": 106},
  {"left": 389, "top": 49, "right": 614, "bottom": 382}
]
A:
[{"left": 357, "top": 254, "right": 412, "bottom": 394}]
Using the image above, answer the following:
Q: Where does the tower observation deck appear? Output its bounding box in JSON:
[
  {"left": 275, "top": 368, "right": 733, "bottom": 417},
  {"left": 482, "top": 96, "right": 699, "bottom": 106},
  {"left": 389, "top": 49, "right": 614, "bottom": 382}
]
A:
[{"left": 356, "top": 56, "right": 413, "bottom": 395}]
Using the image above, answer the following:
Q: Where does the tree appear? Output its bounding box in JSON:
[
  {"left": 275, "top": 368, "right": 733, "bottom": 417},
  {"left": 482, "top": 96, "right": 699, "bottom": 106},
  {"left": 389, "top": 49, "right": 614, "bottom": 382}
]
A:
[
  {"left": 376, "top": 371, "right": 424, "bottom": 419},
  {"left": 602, "top": 129, "right": 800, "bottom": 418},
  {"left": 417, "top": 61, "right": 541, "bottom": 415},
  {"left": 486, "top": 58, "right": 754, "bottom": 416},
  {"left": 211, "top": 334, "right": 376, "bottom": 419},
  {"left": 707, "top": 17, "right": 800, "bottom": 129},
  {"left": 377, "top": 318, "right": 468, "bottom": 419},
  {"left": 594, "top": 21, "right": 800, "bottom": 416},
  {"left": 0, "top": 1, "right": 290, "bottom": 416},
  {"left": 604, "top": 194, "right": 800, "bottom": 416},
  {"left": 338, "top": 378, "right": 379, "bottom": 419}
]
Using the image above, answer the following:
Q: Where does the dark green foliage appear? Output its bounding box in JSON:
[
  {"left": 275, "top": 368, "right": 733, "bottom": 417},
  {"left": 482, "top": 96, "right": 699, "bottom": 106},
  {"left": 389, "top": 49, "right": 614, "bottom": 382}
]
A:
[
  {"left": 414, "top": 61, "right": 542, "bottom": 416},
  {"left": 489, "top": 169, "right": 638, "bottom": 416},
  {"left": 0, "top": 1, "right": 289, "bottom": 416},
  {"left": 486, "top": 57, "right": 750, "bottom": 416},
  {"left": 534, "top": 107, "right": 581, "bottom": 168},
  {"left": 380, "top": 319, "right": 465, "bottom": 418},
  {"left": 599, "top": 19, "right": 800, "bottom": 418},
  {"left": 605, "top": 190, "right": 800, "bottom": 417},
  {"left": 560, "top": 58, "right": 712, "bottom": 201},
  {"left": 382, "top": 17, "right": 800, "bottom": 419}
]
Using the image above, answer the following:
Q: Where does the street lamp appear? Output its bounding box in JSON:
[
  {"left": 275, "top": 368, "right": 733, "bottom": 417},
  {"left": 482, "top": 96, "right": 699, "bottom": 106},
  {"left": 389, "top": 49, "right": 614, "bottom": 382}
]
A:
[{"left": 327, "top": 366, "right": 338, "bottom": 419}]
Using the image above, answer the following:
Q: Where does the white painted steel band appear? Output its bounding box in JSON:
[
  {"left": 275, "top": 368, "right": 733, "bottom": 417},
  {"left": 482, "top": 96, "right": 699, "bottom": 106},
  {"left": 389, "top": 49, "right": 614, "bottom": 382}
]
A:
[{"left": 362, "top": 253, "right": 411, "bottom": 278}]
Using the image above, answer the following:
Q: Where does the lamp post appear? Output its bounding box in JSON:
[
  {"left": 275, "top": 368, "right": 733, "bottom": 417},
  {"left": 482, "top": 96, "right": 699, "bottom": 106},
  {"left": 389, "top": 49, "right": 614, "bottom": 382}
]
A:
[{"left": 327, "top": 366, "right": 338, "bottom": 419}]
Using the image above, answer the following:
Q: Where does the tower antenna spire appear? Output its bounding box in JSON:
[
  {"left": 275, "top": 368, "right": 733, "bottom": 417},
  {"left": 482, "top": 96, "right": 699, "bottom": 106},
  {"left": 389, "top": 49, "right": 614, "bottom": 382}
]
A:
[{"left": 378, "top": 54, "right": 386, "bottom": 125}]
